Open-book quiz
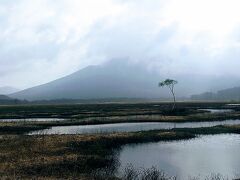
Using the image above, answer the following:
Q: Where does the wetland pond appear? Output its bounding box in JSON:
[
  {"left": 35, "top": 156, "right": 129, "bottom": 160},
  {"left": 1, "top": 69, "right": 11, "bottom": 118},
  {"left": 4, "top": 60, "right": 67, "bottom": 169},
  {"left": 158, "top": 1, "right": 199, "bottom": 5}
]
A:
[
  {"left": 0, "top": 118, "right": 66, "bottom": 122},
  {"left": 29, "top": 119, "right": 240, "bottom": 135},
  {"left": 199, "top": 109, "right": 233, "bottom": 113},
  {"left": 118, "top": 134, "right": 240, "bottom": 179}
]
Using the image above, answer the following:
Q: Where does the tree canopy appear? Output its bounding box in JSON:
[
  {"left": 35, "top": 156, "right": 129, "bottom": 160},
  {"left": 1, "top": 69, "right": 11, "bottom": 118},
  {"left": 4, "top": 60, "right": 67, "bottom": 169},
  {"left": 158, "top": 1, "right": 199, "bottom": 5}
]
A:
[
  {"left": 159, "top": 79, "right": 178, "bottom": 87},
  {"left": 159, "top": 79, "right": 178, "bottom": 110}
]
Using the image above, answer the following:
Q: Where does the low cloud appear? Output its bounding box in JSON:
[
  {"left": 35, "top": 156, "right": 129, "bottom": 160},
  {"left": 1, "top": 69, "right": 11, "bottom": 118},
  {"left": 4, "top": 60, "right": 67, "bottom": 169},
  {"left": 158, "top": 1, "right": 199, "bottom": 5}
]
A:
[{"left": 0, "top": 0, "right": 240, "bottom": 90}]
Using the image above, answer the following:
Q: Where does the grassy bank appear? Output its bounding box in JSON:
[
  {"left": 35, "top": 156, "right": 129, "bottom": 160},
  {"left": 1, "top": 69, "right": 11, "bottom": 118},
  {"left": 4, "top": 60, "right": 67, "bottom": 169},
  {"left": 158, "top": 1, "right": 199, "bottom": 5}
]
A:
[
  {"left": 1, "top": 103, "right": 240, "bottom": 135},
  {"left": 1, "top": 112, "right": 240, "bottom": 135},
  {"left": 0, "top": 132, "right": 191, "bottom": 179},
  {"left": 1, "top": 125, "right": 240, "bottom": 179},
  {"left": 0, "top": 102, "right": 240, "bottom": 179},
  {"left": 0, "top": 122, "right": 47, "bottom": 135},
  {"left": 0, "top": 102, "right": 235, "bottom": 120}
]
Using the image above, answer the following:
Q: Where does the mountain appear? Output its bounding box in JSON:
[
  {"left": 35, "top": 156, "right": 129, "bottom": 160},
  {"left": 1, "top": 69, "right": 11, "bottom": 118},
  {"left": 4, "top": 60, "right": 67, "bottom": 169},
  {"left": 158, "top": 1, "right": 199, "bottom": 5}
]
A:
[
  {"left": 0, "top": 94, "right": 27, "bottom": 104},
  {"left": 0, "top": 86, "right": 20, "bottom": 95},
  {"left": 0, "top": 95, "right": 12, "bottom": 100},
  {"left": 191, "top": 86, "right": 240, "bottom": 101},
  {"left": 10, "top": 60, "right": 162, "bottom": 101},
  {"left": 10, "top": 59, "right": 240, "bottom": 101}
]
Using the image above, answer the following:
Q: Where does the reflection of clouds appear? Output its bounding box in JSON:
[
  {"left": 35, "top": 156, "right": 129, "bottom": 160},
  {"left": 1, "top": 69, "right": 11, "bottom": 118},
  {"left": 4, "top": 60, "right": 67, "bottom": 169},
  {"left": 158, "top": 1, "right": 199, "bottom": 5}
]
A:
[
  {"left": 119, "top": 134, "right": 240, "bottom": 179},
  {"left": 29, "top": 120, "right": 240, "bottom": 135}
]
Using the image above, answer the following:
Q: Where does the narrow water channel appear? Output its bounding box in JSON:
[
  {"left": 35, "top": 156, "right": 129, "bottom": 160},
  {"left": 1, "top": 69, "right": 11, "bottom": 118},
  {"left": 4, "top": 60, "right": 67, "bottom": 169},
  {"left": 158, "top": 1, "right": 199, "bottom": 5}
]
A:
[
  {"left": 29, "top": 119, "right": 240, "bottom": 135},
  {"left": 0, "top": 118, "right": 65, "bottom": 122}
]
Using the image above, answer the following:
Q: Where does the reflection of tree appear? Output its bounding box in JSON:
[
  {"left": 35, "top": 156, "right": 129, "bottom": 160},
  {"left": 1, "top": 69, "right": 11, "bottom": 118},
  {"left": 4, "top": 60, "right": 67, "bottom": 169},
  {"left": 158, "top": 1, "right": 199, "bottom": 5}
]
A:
[{"left": 91, "top": 148, "right": 121, "bottom": 179}]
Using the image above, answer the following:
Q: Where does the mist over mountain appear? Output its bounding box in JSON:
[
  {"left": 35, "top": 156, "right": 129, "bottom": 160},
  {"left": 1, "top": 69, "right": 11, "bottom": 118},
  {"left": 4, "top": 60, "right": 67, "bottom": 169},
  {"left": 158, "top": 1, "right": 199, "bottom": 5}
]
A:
[
  {"left": 0, "top": 94, "right": 27, "bottom": 105},
  {"left": 0, "top": 86, "right": 20, "bottom": 95},
  {"left": 11, "top": 60, "right": 160, "bottom": 100},
  {"left": 191, "top": 86, "right": 240, "bottom": 101},
  {"left": 1, "top": 1, "right": 240, "bottom": 100},
  {"left": 10, "top": 59, "right": 240, "bottom": 101},
  {"left": 0, "top": 94, "right": 11, "bottom": 100}
]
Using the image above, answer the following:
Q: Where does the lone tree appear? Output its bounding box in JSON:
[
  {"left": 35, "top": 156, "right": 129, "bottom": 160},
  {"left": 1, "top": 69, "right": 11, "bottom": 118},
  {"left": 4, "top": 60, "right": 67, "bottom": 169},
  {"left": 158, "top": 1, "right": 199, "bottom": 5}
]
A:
[{"left": 159, "top": 79, "right": 178, "bottom": 110}]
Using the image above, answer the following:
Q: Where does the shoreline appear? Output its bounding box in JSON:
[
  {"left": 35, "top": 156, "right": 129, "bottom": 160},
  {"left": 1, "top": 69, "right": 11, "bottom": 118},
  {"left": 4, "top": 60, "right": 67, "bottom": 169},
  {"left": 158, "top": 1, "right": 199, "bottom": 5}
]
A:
[{"left": 1, "top": 125, "right": 240, "bottom": 179}]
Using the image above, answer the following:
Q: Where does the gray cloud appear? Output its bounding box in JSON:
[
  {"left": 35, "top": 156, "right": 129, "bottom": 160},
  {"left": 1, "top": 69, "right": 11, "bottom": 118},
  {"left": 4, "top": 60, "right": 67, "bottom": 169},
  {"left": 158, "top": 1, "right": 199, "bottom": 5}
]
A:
[{"left": 0, "top": 0, "right": 240, "bottom": 91}]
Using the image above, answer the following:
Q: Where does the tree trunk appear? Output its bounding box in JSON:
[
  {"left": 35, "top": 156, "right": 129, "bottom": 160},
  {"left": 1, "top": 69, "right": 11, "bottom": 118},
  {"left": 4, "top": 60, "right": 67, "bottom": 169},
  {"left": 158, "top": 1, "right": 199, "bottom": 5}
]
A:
[
  {"left": 171, "top": 90, "right": 176, "bottom": 111},
  {"left": 168, "top": 85, "right": 176, "bottom": 111}
]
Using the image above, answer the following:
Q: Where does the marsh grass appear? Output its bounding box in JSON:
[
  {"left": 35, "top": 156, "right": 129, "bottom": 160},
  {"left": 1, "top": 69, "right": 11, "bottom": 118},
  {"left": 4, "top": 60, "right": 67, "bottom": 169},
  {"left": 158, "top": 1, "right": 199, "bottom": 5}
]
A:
[
  {"left": 0, "top": 130, "right": 193, "bottom": 179},
  {"left": 122, "top": 165, "right": 176, "bottom": 180},
  {"left": 0, "top": 102, "right": 237, "bottom": 122},
  {"left": 0, "top": 124, "right": 240, "bottom": 179},
  {"left": 1, "top": 102, "right": 240, "bottom": 137},
  {"left": 120, "top": 165, "right": 233, "bottom": 180},
  {"left": 0, "top": 124, "right": 46, "bottom": 134}
]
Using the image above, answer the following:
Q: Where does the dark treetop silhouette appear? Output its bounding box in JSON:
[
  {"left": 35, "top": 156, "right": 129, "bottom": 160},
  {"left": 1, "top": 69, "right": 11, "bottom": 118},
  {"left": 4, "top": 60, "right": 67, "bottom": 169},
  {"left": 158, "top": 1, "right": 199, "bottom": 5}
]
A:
[{"left": 159, "top": 79, "right": 178, "bottom": 110}]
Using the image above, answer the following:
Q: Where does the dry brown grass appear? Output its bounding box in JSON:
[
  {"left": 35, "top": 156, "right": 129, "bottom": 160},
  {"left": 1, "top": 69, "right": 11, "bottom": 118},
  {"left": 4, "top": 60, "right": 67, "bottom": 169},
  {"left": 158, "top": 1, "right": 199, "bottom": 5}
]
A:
[
  {"left": 0, "top": 130, "right": 194, "bottom": 179},
  {"left": 1, "top": 124, "right": 240, "bottom": 179},
  {"left": 0, "top": 135, "right": 89, "bottom": 179}
]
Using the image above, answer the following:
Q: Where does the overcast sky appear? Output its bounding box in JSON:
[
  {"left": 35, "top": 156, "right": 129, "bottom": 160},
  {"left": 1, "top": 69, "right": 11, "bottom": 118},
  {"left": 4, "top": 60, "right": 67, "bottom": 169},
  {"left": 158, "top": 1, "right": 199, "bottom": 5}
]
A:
[{"left": 1, "top": 0, "right": 240, "bottom": 89}]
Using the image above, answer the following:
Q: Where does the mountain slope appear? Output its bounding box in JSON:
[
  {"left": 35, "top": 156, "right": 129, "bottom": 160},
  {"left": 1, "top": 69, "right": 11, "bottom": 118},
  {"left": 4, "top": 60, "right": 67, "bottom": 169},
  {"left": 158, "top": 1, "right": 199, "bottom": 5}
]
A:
[
  {"left": 191, "top": 86, "right": 240, "bottom": 101},
  {"left": 0, "top": 86, "right": 20, "bottom": 95},
  {"left": 0, "top": 94, "right": 27, "bottom": 105},
  {"left": 11, "top": 59, "right": 240, "bottom": 101},
  {"left": 10, "top": 60, "right": 161, "bottom": 101},
  {"left": 0, "top": 95, "right": 12, "bottom": 100}
]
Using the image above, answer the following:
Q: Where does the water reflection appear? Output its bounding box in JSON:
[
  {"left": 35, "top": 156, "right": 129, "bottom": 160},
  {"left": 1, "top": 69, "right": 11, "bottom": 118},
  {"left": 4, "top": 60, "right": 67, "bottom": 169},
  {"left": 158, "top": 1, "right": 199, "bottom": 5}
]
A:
[
  {"left": 0, "top": 118, "right": 65, "bottom": 122},
  {"left": 199, "top": 109, "right": 233, "bottom": 113},
  {"left": 29, "top": 119, "right": 240, "bottom": 135},
  {"left": 118, "top": 134, "right": 240, "bottom": 179}
]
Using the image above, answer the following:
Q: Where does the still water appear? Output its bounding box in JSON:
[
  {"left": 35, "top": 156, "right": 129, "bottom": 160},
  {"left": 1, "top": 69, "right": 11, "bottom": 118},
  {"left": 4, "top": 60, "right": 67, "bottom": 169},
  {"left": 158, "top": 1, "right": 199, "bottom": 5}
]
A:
[
  {"left": 118, "top": 134, "right": 240, "bottom": 179},
  {"left": 29, "top": 119, "right": 240, "bottom": 135},
  {"left": 199, "top": 109, "right": 233, "bottom": 113},
  {"left": 0, "top": 118, "right": 65, "bottom": 122}
]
